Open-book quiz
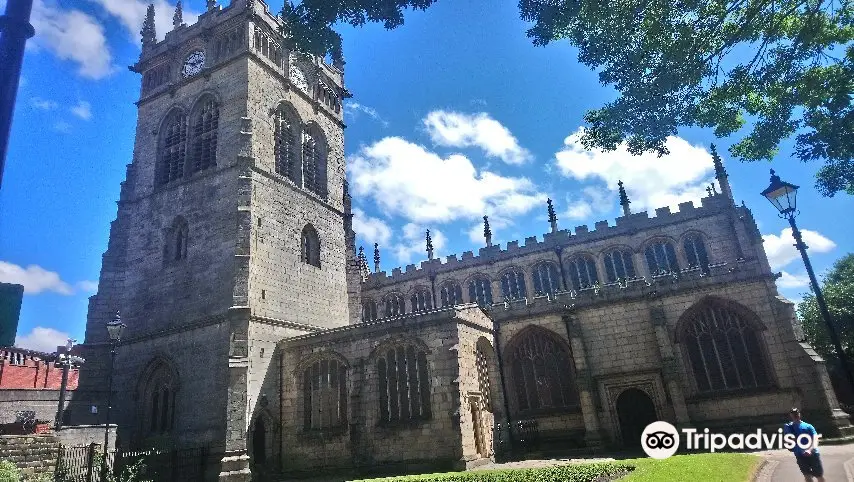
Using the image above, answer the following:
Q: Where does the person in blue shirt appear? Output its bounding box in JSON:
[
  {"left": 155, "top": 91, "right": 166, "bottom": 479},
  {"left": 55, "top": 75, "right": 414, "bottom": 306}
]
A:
[{"left": 784, "top": 408, "right": 824, "bottom": 481}]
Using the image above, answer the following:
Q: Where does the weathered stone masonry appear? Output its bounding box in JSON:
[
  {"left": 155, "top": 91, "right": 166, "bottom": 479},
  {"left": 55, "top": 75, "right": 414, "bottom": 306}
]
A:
[{"left": 69, "top": 0, "right": 850, "bottom": 479}]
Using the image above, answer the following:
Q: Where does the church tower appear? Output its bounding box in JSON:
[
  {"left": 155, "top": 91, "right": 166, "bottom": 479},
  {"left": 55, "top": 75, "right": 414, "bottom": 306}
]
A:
[{"left": 74, "top": 0, "right": 354, "bottom": 478}]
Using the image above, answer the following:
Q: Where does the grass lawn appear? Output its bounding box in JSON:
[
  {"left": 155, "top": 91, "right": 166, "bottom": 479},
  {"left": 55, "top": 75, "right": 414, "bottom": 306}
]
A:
[
  {"left": 352, "top": 452, "right": 762, "bottom": 482},
  {"left": 622, "top": 452, "right": 761, "bottom": 481}
]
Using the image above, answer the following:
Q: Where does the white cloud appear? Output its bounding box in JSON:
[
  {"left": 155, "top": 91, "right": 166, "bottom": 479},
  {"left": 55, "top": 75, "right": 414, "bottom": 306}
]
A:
[
  {"left": 393, "top": 224, "right": 447, "bottom": 264},
  {"left": 554, "top": 128, "right": 715, "bottom": 213},
  {"left": 349, "top": 137, "right": 545, "bottom": 224},
  {"left": 0, "top": 261, "right": 73, "bottom": 295},
  {"left": 89, "top": 0, "right": 199, "bottom": 44},
  {"left": 423, "top": 111, "right": 532, "bottom": 165},
  {"left": 777, "top": 271, "right": 811, "bottom": 289},
  {"left": 76, "top": 280, "right": 99, "bottom": 292},
  {"left": 561, "top": 186, "right": 614, "bottom": 221},
  {"left": 344, "top": 102, "right": 388, "bottom": 127},
  {"left": 30, "top": 97, "right": 58, "bottom": 110},
  {"left": 353, "top": 208, "right": 392, "bottom": 246},
  {"left": 31, "top": 0, "right": 115, "bottom": 79},
  {"left": 70, "top": 101, "right": 92, "bottom": 120},
  {"left": 15, "top": 327, "right": 70, "bottom": 353},
  {"left": 53, "top": 121, "right": 72, "bottom": 134},
  {"left": 763, "top": 228, "right": 836, "bottom": 271}
]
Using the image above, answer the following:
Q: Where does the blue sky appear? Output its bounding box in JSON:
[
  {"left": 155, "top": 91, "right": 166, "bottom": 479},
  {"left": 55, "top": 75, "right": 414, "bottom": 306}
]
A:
[{"left": 1, "top": 0, "right": 852, "bottom": 352}]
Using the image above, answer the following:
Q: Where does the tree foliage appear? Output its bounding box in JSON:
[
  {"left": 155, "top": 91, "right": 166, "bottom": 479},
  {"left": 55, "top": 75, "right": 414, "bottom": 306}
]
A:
[
  {"left": 798, "top": 253, "right": 854, "bottom": 361},
  {"left": 518, "top": 0, "right": 854, "bottom": 196},
  {"left": 280, "top": 0, "right": 438, "bottom": 61}
]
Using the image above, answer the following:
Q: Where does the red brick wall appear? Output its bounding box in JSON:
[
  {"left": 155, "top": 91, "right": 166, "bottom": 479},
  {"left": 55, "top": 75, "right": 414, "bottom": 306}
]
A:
[{"left": 0, "top": 360, "right": 79, "bottom": 390}]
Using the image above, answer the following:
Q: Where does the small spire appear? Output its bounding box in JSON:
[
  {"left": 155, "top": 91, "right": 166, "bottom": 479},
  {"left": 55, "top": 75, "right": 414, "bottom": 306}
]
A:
[
  {"left": 618, "top": 180, "right": 631, "bottom": 216},
  {"left": 140, "top": 4, "right": 157, "bottom": 50},
  {"left": 711, "top": 144, "right": 727, "bottom": 179},
  {"left": 547, "top": 198, "right": 558, "bottom": 233},
  {"left": 332, "top": 43, "right": 345, "bottom": 71},
  {"left": 426, "top": 230, "right": 434, "bottom": 260},
  {"left": 206, "top": 0, "right": 217, "bottom": 12},
  {"left": 483, "top": 216, "right": 492, "bottom": 247},
  {"left": 373, "top": 243, "right": 380, "bottom": 273},
  {"left": 706, "top": 185, "right": 713, "bottom": 196},
  {"left": 711, "top": 183, "right": 718, "bottom": 195},
  {"left": 173, "top": 1, "right": 183, "bottom": 28},
  {"left": 358, "top": 246, "right": 368, "bottom": 279}
]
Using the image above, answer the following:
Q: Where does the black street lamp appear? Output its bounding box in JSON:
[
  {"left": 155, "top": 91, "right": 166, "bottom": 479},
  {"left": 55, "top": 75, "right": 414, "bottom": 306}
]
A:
[
  {"left": 102, "top": 311, "right": 126, "bottom": 481},
  {"left": 761, "top": 169, "right": 854, "bottom": 394}
]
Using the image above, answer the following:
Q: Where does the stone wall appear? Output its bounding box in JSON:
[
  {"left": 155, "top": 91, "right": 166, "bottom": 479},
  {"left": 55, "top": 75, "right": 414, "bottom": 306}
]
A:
[
  {"left": 0, "top": 389, "right": 69, "bottom": 425},
  {"left": 0, "top": 434, "right": 60, "bottom": 481},
  {"left": 277, "top": 306, "right": 494, "bottom": 475}
]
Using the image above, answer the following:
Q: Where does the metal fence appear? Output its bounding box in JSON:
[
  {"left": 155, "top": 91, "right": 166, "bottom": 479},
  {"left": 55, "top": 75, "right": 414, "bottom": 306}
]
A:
[{"left": 55, "top": 443, "right": 210, "bottom": 482}]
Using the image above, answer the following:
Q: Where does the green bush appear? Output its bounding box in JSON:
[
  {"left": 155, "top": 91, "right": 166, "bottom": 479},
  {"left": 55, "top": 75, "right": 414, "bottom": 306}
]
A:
[
  {"left": 0, "top": 460, "right": 19, "bottom": 482},
  {"left": 359, "top": 462, "right": 634, "bottom": 482}
]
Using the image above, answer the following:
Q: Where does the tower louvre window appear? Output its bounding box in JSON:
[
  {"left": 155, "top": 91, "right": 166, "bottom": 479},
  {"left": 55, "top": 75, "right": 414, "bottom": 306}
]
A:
[
  {"left": 384, "top": 294, "right": 406, "bottom": 317},
  {"left": 190, "top": 97, "right": 219, "bottom": 173},
  {"left": 362, "top": 300, "right": 378, "bottom": 322},
  {"left": 301, "top": 127, "right": 327, "bottom": 198},
  {"left": 157, "top": 110, "right": 187, "bottom": 185},
  {"left": 274, "top": 108, "right": 299, "bottom": 182}
]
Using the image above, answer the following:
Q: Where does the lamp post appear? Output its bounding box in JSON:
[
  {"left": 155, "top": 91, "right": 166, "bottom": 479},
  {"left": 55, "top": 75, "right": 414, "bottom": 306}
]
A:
[
  {"left": 102, "top": 311, "right": 126, "bottom": 481},
  {"left": 761, "top": 169, "right": 854, "bottom": 394},
  {"left": 55, "top": 338, "right": 76, "bottom": 431}
]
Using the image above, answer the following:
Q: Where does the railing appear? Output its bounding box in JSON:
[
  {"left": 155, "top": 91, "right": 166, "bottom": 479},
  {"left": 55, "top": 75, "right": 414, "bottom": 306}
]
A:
[
  {"left": 495, "top": 419, "right": 540, "bottom": 458},
  {"left": 55, "top": 443, "right": 210, "bottom": 482}
]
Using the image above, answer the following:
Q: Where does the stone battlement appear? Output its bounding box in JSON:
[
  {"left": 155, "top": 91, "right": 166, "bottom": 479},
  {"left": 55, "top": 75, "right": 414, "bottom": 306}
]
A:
[{"left": 365, "top": 194, "right": 739, "bottom": 288}]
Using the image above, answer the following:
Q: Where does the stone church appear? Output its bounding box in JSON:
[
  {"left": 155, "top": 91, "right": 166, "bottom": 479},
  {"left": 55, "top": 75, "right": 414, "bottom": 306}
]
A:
[{"left": 68, "top": 0, "right": 850, "bottom": 479}]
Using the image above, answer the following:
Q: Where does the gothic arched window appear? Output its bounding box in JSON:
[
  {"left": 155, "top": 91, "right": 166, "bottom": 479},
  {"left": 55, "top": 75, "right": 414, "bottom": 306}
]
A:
[
  {"left": 679, "top": 301, "right": 770, "bottom": 393},
  {"left": 604, "top": 249, "right": 636, "bottom": 283},
  {"left": 301, "top": 224, "right": 320, "bottom": 267},
  {"left": 440, "top": 281, "right": 463, "bottom": 307},
  {"left": 410, "top": 288, "right": 432, "bottom": 313},
  {"left": 566, "top": 256, "right": 599, "bottom": 290},
  {"left": 362, "top": 300, "right": 377, "bottom": 322},
  {"left": 508, "top": 328, "right": 578, "bottom": 413},
  {"left": 645, "top": 239, "right": 679, "bottom": 275},
  {"left": 189, "top": 96, "right": 219, "bottom": 173},
  {"left": 157, "top": 110, "right": 187, "bottom": 185},
  {"left": 302, "top": 126, "right": 327, "bottom": 198},
  {"left": 302, "top": 358, "right": 347, "bottom": 430},
  {"left": 384, "top": 293, "right": 406, "bottom": 317},
  {"left": 274, "top": 106, "right": 299, "bottom": 182},
  {"left": 532, "top": 262, "right": 561, "bottom": 296},
  {"left": 500, "top": 269, "right": 527, "bottom": 301},
  {"left": 139, "top": 360, "right": 177, "bottom": 436},
  {"left": 684, "top": 233, "right": 710, "bottom": 273},
  {"left": 468, "top": 276, "right": 493, "bottom": 307},
  {"left": 164, "top": 216, "right": 189, "bottom": 263},
  {"left": 377, "top": 343, "right": 431, "bottom": 424}
]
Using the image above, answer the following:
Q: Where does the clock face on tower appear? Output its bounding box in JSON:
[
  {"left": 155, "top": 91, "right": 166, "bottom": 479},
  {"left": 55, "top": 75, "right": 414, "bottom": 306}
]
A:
[{"left": 182, "top": 50, "right": 205, "bottom": 78}]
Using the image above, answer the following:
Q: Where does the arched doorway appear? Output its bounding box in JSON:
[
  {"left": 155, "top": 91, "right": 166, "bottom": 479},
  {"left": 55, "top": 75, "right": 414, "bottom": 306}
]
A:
[
  {"left": 252, "top": 417, "right": 266, "bottom": 465},
  {"left": 616, "top": 388, "right": 657, "bottom": 450}
]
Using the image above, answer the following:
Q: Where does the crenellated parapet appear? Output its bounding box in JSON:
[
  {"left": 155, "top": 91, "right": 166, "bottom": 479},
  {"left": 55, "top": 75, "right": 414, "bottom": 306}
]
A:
[{"left": 363, "top": 193, "right": 751, "bottom": 290}]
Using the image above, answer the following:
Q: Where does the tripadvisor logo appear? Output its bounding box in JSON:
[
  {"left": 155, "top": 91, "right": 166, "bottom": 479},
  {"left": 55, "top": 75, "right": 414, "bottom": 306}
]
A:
[{"left": 640, "top": 421, "right": 822, "bottom": 459}]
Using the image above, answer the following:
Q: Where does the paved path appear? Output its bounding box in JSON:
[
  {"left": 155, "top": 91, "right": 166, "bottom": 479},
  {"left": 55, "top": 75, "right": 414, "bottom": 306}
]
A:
[{"left": 753, "top": 444, "right": 854, "bottom": 481}]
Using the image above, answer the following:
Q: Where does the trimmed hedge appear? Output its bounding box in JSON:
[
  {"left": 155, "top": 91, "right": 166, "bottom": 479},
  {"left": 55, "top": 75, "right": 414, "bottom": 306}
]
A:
[{"left": 358, "top": 462, "right": 634, "bottom": 481}]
